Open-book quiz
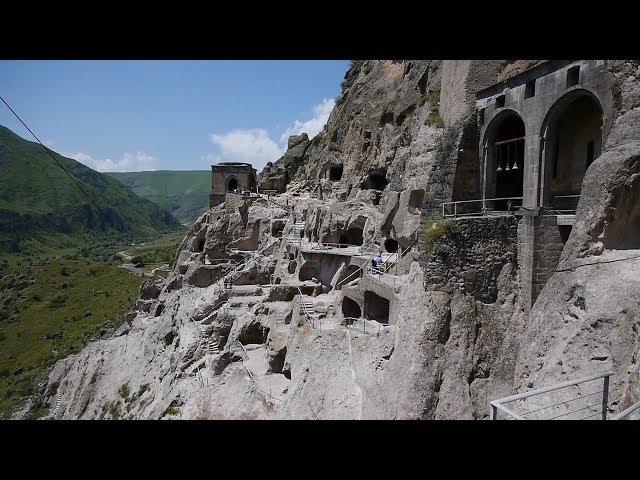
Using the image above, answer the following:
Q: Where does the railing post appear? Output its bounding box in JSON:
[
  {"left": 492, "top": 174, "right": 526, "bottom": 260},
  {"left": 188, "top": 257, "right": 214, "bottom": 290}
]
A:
[
  {"left": 454, "top": 202, "right": 457, "bottom": 218},
  {"left": 602, "top": 374, "right": 610, "bottom": 420},
  {"left": 490, "top": 402, "right": 498, "bottom": 420}
]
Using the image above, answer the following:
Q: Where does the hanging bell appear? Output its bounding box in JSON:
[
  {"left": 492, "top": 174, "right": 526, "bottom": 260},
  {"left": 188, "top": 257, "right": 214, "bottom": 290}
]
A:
[
  {"left": 505, "top": 163, "right": 510, "bottom": 171},
  {"left": 512, "top": 161, "right": 518, "bottom": 170},
  {"left": 497, "top": 164, "right": 503, "bottom": 172}
]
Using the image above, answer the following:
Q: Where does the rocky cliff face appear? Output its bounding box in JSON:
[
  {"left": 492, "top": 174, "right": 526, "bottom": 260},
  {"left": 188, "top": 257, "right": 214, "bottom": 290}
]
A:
[{"left": 31, "top": 60, "right": 640, "bottom": 420}]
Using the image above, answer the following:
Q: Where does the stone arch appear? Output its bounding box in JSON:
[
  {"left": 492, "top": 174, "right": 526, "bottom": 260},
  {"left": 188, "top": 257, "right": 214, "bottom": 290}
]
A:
[
  {"left": 539, "top": 88, "right": 604, "bottom": 209},
  {"left": 482, "top": 109, "right": 526, "bottom": 211},
  {"left": 342, "top": 296, "right": 361, "bottom": 319},
  {"left": 226, "top": 176, "right": 239, "bottom": 192}
]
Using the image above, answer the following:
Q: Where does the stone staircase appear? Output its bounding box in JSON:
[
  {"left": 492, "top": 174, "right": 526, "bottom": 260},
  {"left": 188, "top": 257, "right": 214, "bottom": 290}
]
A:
[
  {"left": 284, "top": 221, "right": 305, "bottom": 244},
  {"left": 50, "top": 393, "right": 62, "bottom": 418},
  {"left": 193, "top": 318, "right": 220, "bottom": 356}
]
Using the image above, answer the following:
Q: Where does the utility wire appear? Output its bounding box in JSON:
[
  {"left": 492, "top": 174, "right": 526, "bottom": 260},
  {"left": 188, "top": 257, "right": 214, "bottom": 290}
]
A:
[{"left": 0, "top": 95, "right": 105, "bottom": 217}]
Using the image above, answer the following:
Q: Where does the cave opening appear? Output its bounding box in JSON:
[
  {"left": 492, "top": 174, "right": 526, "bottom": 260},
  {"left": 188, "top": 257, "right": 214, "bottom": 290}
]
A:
[
  {"left": 271, "top": 221, "right": 285, "bottom": 238},
  {"left": 298, "top": 261, "right": 320, "bottom": 282},
  {"left": 339, "top": 227, "right": 364, "bottom": 246},
  {"left": 329, "top": 165, "right": 344, "bottom": 181},
  {"left": 408, "top": 189, "right": 425, "bottom": 212},
  {"left": 342, "top": 297, "right": 362, "bottom": 319},
  {"left": 384, "top": 238, "right": 398, "bottom": 253},
  {"left": 238, "top": 322, "right": 270, "bottom": 345},
  {"left": 364, "top": 291, "right": 390, "bottom": 324},
  {"left": 361, "top": 171, "right": 389, "bottom": 191}
]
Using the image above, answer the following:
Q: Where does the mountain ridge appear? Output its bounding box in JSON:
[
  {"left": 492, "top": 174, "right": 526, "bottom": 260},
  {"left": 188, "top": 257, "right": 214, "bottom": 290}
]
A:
[{"left": 0, "top": 124, "right": 181, "bottom": 269}]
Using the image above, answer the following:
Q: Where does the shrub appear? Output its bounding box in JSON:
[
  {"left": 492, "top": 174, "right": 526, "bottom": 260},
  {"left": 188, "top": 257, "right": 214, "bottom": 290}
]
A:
[
  {"left": 163, "top": 405, "right": 180, "bottom": 417},
  {"left": 426, "top": 112, "right": 445, "bottom": 128},
  {"left": 424, "top": 217, "right": 459, "bottom": 253},
  {"left": 117, "top": 383, "right": 130, "bottom": 400},
  {"left": 47, "top": 294, "right": 68, "bottom": 310}
]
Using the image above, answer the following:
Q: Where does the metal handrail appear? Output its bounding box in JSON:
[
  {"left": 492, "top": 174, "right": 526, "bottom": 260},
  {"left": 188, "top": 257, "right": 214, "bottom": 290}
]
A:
[
  {"left": 343, "top": 316, "right": 383, "bottom": 335},
  {"left": 441, "top": 196, "right": 524, "bottom": 218},
  {"left": 335, "top": 263, "right": 366, "bottom": 289},
  {"left": 382, "top": 245, "right": 411, "bottom": 275},
  {"left": 490, "top": 371, "right": 613, "bottom": 420},
  {"left": 236, "top": 341, "right": 285, "bottom": 404},
  {"left": 295, "top": 285, "right": 319, "bottom": 330},
  {"left": 612, "top": 400, "right": 640, "bottom": 420}
]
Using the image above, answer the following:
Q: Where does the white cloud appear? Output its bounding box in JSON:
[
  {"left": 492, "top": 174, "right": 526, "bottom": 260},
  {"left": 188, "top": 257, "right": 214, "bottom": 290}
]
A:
[
  {"left": 209, "top": 129, "right": 285, "bottom": 171},
  {"left": 279, "top": 98, "right": 335, "bottom": 144},
  {"left": 205, "top": 98, "right": 336, "bottom": 171},
  {"left": 69, "top": 151, "right": 158, "bottom": 172}
]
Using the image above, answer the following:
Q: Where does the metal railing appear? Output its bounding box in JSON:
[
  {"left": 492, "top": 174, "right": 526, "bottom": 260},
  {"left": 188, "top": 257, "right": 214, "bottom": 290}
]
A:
[
  {"left": 442, "top": 197, "right": 524, "bottom": 218},
  {"left": 343, "top": 316, "right": 385, "bottom": 335},
  {"left": 314, "top": 242, "right": 360, "bottom": 256},
  {"left": 490, "top": 371, "right": 615, "bottom": 420},
  {"left": 237, "top": 342, "right": 285, "bottom": 404},
  {"left": 381, "top": 245, "right": 411, "bottom": 276},
  {"left": 364, "top": 265, "right": 401, "bottom": 289},
  {"left": 336, "top": 263, "right": 366, "bottom": 289},
  {"left": 295, "top": 285, "right": 320, "bottom": 330},
  {"left": 549, "top": 194, "right": 580, "bottom": 215},
  {"left": 612, "top": 400, "right": 640, "bottom": 420}
]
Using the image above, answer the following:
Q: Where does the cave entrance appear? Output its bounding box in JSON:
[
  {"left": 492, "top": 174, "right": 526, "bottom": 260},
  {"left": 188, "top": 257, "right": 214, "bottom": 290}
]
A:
[
  {"left": 339, "top": 227, "right": 364, "bottom": 246},
  {"left": 271, "top": 220, "right": 285, "bottom": 238},
  {"left": 384, "top": 238, "right": 398, "bottom": 253},
  {"left": 361, "top": 171, "right": 389, "bottom": 191},
  {"left": 541, "top": 91, "right": 603, "bottom": 212},
  {"left": 342, "top": 297, "right": 361, "bottom": 319},
  {"left": 238, "top": 322, "right": 270, "bottom": 345},
  {"left": 298, "top": 261, "right": 320, "bottom": 282},
  {"left": 364, "top": 291, "right": 390, "bottom": 324},
  {"left": 227, "top": 176, "right": 239, "bottom": 192},
  {"left": 329, "top": 165, "right": 343, "bottom": 182},
  {"left": 408, "top": 189, "right": 425, "bottom": 213}
]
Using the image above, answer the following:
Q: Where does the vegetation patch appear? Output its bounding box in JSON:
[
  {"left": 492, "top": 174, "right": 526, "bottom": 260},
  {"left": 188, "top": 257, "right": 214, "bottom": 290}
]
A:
[
  {"left": 0, "top": 258, "right": 141, "bottom": 418},
  {"left": 424, "top": 216, "right": 460, "bottom": 254},
  {"left": 425, "top": 90, "right": 444, "bottom": 128}
]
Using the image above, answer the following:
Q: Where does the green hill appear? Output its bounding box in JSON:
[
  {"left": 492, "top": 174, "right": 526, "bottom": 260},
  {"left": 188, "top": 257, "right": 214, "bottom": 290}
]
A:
[
  {"left": 106, "top": 170, "right": 211, "bottom": 224},
  {"left": 0, "top": 124, "right": 181, "bottom": 272}
]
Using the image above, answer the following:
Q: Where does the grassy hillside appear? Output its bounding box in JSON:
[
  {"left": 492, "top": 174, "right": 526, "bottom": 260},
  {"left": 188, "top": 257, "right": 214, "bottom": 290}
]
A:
[
  {"left": 0, "top": 258, "right": 143, "bottom": 418},
  {"left": 0, "top": 124, "right": 181, "bottom": 273},
  {"left": 107, "top": 170, "right": 210, "bottom": 224}
]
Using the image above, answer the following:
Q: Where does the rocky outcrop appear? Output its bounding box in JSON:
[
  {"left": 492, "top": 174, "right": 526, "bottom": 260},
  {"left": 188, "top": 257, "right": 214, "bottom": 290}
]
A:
[
  {"left": 32, "top": 60, "right": 640, "bottom": 420},
  {"left": 257, "top": 134, "right": 310, "bottom": 193}
]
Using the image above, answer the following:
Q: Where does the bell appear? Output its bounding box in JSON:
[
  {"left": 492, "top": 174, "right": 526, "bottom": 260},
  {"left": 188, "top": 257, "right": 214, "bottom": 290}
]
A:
[
  {"left": 505, "top": 163, "right": 510, "bottom": 171},
  {"left": 497, "top": 164, "right": 503, "bottom": 172},
  {"left": 512, "top": 162, "right": 519, "bottom": 170}
]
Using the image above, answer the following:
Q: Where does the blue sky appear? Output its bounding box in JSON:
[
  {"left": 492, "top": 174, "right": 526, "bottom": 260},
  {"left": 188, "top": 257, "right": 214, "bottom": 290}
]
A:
[{"left": 0, "top": 60, "right": 349, "bottom": 172}]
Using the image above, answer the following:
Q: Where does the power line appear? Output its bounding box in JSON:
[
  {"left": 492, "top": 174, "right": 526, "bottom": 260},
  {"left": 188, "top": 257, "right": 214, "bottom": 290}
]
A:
[{"left": 0, "top": 95, "right": 105, "bottom": 217}]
